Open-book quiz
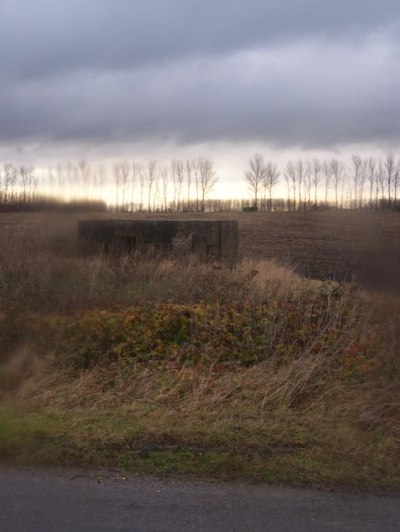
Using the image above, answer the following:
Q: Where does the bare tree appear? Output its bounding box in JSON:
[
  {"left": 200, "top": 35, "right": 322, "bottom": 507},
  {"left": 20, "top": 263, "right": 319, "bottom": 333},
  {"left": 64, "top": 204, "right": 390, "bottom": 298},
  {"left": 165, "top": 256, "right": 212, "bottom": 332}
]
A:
[
  {"left": 58, "top": 164, "right": 67, "bottom": 197},
  {"left": 366, "top": 157, "right": 376, "bottom": 209},
  {"left": 245, "top": 154, "right": 268, "bottom": 209},
  {"left": 359, "top": 159, "right": 367, "bottom": 208},
  {"left": 4, "top": 164, "right": 17, "bottom": 204},
  {"left": 311, "top": 158, "right": 322, "bottom": 206},
  {"left": 193, "top": 159, "right": 201, "bottom": 212},
  {"left": 303, "top": 160, "right": 312, "bottom": 208},
  {"left": 264, "top": 162, "right": 280, "bottom": 212},
  {"left": 321, "top": 160, "right": 331, "bottom": 206},
  {"left": 197, "top": 157, "right": 218, "bottom": 212},
  {"left": 11, "top": 165, "right": 18, "bottom": 203},
  {"left": 383, "top": 153, "right": 396, "bottom": 208},
  {"left": 118, "top": 161, "right": 131, "bottom": 211},
  {"left": 185, "top": 160, "right": 193, "bottom": 211},
  {"left": 0, "top": 166, "right": 4, "bottom": 204},
  {"left": 130, "top": 162, "right": 141, "bottom": 212},
  {"left": 295, "top": 160, "right": 305, "bottom": 210},
  {"left": 45, "top": 166, "right": 56, "bottom": 199},
  {"left": 284, "top": 161, "right": 296, "bottom": 211},
  {"left": 350, "top": 155, "right": 365, "bottom": 208},
  {"left": 377, "top": 159, "right": 386, "bottom": 206},
  {"left": 171, "top": 160, "right": 185, "bottom": 212},
  {"left": 394, "top": 158, "right": 400, "bottom": 209},
  {"left": 330, "top": 158, "right": 344, "bottom": 208},
  {"left": 78, "top": 160, "right": 91, "bottom": 199},
  {"left": 2, "top": 164, "right": 16, "bottom": 204},
  {"left": 146, "top": 160, "right": 157, "bottom": 212},
  {"left": 29, "top": 167, "right": 39, "bottom": 204},
  {"left": 111, "top": 161, "right": 132, "bottom": 211},
  {"left": 153, "top": 172, "right": 160, "bottom": 212},
  {"left": 0, "top": 167, "right": 3, "bottom": 204},
  {"left": 139, "top": 167, "right": 145, "bottom": 211},
  {"left": 160, "top": 166, "right": 169, "bottom": 212},
  {"left": 112, "top": 163, "right": 122, "bottom": 212},
  {"left": 20, "top": 166, "right": 30, "bottom": 204}
]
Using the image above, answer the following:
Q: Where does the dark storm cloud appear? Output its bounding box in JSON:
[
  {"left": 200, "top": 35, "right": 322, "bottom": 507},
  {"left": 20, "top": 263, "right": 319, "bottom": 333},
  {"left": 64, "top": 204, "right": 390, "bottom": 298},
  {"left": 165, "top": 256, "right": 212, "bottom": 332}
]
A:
[
  {"left": 2, "top": 0, "right": 399, "bottom": 77},
  {"left": 1, "top": 0, "right": 400, "bottom": 151}
]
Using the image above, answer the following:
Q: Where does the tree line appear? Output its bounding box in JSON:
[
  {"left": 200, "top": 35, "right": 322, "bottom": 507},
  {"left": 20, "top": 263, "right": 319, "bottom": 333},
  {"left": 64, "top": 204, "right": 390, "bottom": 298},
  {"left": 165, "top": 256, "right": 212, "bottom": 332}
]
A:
[
  {"left": 0, "top": 157, "right": 218, "bottom": 213},
  {"left": 245, "top": 153, "right": 400, "bottom": 212},
  {"left": 0, "top": 153, "right": 399, "bottom": 213}
]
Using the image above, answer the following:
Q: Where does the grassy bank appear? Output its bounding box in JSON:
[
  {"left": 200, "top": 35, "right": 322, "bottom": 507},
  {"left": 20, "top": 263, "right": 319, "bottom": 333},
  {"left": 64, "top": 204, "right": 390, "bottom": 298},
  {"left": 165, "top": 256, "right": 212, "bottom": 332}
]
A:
[{"left": 0, "top": 213, "right": 399, "bottom": 489}]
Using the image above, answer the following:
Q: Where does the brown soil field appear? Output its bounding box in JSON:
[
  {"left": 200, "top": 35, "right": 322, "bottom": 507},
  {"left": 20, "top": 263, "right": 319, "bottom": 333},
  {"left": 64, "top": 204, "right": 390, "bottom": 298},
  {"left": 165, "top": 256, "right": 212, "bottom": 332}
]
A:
[
  {"left": 91, "top": 209, "right": 400, "bottom": 292},
  {"left": 1, "top": 209, "right": 399, "bottom": 292},
  {"left": 236, "top": 210, "right": 400, "bottom": 292}
]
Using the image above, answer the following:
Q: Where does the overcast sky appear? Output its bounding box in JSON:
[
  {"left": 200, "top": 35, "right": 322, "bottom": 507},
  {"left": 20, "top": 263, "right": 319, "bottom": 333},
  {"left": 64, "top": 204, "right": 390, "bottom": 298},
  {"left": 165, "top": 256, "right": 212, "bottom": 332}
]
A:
[{"left": 1, "top": 0, "right": 399, "bottom": 188}]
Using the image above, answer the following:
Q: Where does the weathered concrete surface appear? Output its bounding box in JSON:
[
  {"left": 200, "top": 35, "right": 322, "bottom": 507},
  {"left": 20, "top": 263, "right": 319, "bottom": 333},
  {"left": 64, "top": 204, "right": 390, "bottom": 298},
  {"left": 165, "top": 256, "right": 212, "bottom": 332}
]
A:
[
  {"left": 79, "top": 219, "right": 238, "bottom": 261},
  {"left": 0, "top": 467, "right": 399, "bottom": 531}
]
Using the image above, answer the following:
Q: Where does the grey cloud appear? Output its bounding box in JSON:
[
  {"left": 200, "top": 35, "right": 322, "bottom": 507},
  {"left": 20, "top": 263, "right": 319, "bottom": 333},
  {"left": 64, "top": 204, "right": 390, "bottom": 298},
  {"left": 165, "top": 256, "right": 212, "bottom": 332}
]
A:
[
  {"left": 1, "top": 0, "right": 399, "bottom": 80},
  {"left": 0, "top": 1, "right": 400, "bottom": 153},
  {"left": 1, "top": 36, "right": 399, "bottom": 150}
]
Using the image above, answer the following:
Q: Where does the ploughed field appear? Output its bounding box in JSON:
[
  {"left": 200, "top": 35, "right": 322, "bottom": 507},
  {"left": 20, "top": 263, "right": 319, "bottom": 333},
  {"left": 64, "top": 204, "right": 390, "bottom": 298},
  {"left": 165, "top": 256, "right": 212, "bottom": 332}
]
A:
[
  {"left": 237, "top": 210, "right": 400, "bottom": 292},
  {"left": 150, "top": 209, "right": 400, "bottom": 291},
  {"left": 79, "top": 209, "right": 400, "bottom": 291},
  {"left": 1, "top": 209, "right": 399, "bottom": 292}
]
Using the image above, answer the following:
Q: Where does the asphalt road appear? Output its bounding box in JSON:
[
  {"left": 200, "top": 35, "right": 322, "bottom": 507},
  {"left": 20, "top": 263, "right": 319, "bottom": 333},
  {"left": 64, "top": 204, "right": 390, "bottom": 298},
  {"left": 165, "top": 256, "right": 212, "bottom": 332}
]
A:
[{"left": 0, "top": 467, "right": 399, "bottom": 531}]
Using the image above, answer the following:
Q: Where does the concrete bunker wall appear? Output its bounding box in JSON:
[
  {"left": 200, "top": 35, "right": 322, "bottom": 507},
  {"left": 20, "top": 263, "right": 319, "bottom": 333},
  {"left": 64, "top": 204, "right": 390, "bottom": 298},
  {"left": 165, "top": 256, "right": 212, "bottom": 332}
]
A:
[{"left": 78, "top": 219, "right": 238, "bottom": 261}]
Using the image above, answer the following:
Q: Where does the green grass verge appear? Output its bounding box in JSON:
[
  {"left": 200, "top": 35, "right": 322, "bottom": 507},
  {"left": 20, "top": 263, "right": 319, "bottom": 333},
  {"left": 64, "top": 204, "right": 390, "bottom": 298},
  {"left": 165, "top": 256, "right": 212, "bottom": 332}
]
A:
[{"left": 1, "top": 404, "right": 399, "bottom": 491}]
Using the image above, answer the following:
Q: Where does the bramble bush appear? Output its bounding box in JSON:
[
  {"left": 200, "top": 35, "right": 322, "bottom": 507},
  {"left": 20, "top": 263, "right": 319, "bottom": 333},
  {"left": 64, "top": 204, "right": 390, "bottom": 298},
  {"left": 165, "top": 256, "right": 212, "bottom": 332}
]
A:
[{"left": 11, "top": 289, "right": 376, "bottom": 379}]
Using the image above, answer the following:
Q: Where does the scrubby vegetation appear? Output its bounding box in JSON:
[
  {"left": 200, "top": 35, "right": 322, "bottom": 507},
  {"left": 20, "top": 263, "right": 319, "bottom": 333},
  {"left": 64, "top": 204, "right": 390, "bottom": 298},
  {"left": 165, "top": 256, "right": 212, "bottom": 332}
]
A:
[{"left": 0, "top": 213, "right": 399, "bottom": 490}]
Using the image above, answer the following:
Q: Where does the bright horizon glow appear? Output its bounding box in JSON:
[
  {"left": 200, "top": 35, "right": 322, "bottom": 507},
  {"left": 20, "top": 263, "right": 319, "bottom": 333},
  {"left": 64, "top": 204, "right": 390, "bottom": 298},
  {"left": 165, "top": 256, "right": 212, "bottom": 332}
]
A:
[
  {"left": 16, "top": 139, "right": 398, "bottom": 205},
  {"left": 6, "top": 143, "right": 392, "bottom": 213}
]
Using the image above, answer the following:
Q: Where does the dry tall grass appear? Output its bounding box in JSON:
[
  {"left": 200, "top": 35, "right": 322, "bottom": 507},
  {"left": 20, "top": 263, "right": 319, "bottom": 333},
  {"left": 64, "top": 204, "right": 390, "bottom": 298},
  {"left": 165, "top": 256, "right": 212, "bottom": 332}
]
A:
[{"left": 0, "top": 213, "right": 399, "bottom": 487}]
